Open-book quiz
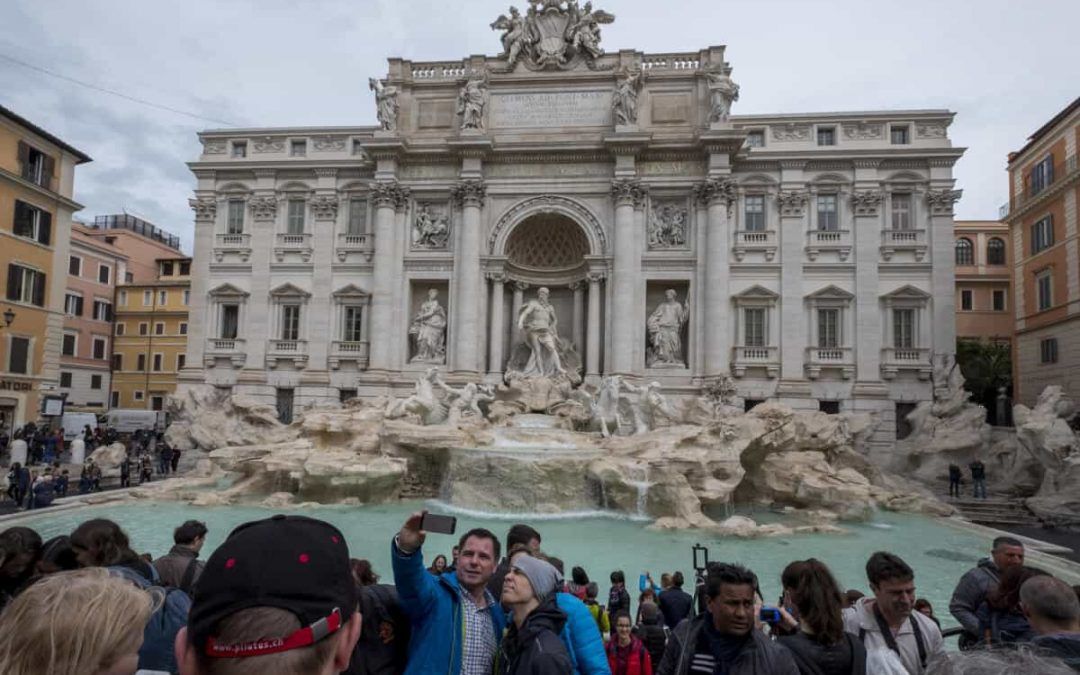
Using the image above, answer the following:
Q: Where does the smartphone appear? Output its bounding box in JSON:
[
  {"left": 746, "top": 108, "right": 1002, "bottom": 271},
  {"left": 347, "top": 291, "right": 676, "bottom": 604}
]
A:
[
  {"left": 759, "top": 607, "right": 782, "bottom": 624},
  {"left": 421, "top": 513, "right": 457, "bottom": 535},
  {"left": 692, "top": 543, "right": 709, "bottom": 572}
]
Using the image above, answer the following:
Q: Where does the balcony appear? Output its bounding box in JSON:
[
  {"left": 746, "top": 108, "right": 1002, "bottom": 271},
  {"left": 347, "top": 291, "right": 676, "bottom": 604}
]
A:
[
  {"left": 266, "top": 339, "right": 309, "bottom": 368},
  {"left": 731, "top": 345, "right": 779, "bottom": 378},
  {"left": 214, "top": 233, "right": 252, "bottom": 262},
  {"left": 329, "top": 341, "right": 370, "bottom": 370},
  {"left": 881, "top": 347, "right": 932, "bottom": 380},
  {"left": 804, "top": 346, "right": 854, "bottom": 380},
  {"left": 732, "top": 230, "right": 777, "bottom": 261},
  {"left": 203, "top": 338, "right": 246, "bottom": 367},
  {"left": 880, "top": 228, "right": 928, "bottom": 261},
  {"left": 805, "top": 229, "right": 852, "bottom": 261},
  {"left": 274, "top": 232, "right": 313, "bottom": 262},
  {"left": 335, "top": 232, "right": 374, "bottom": 262},
  {"left": 1011, "top": 154, "right": 1079, "bottom": 216}
]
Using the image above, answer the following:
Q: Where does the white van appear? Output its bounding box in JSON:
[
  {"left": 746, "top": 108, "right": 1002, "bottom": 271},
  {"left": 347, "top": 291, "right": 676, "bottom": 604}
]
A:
[
  {"left": 105, "top": 409, "right": 167, "bottom": 434},
  {"left": 61, "top": 412, "right": 99, "bottom": 442}
]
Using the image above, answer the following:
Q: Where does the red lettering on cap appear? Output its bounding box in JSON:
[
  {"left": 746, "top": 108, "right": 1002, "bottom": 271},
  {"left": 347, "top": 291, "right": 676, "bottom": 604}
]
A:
[
  {"left": 299, "top": 553, "right": 310, "bottom": 564},
  {"left": 225, "top": 558, "right": 236, "bottom": 569},
  {"left": 331, "top": 536, "right": 340, "bottom": 544}
]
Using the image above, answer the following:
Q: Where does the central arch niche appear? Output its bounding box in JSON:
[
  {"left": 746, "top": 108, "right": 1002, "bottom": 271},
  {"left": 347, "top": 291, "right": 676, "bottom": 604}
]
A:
[{"left": 504, "top": 213, "right": 590, "bottom": 279}]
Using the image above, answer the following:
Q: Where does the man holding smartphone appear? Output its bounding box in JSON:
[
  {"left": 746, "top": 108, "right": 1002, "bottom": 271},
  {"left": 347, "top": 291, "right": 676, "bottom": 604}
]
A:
[{"left": 392, "top": 510, "right": 507, "bottom": 675}]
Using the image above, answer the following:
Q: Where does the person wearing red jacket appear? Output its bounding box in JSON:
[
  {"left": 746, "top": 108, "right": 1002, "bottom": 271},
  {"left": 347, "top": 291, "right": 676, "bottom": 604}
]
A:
[{"left": 607, "top": 612, "right": 653, "bottom": 675}]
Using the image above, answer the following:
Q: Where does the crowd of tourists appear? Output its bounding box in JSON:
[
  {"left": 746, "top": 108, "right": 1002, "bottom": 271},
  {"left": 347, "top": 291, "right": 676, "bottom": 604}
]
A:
[{"left": 0, "top": 515, "right": 1077, "bottom": 675}]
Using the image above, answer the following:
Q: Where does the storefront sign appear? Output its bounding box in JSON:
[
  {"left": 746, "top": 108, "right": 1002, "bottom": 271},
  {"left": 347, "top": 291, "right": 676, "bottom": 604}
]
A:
[{"left": 0, "top": 380, "right": 32, "bottom": 392}]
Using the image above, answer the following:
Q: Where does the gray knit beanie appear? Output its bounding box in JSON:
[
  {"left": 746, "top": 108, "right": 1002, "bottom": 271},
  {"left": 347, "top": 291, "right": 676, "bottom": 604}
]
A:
[{"left": 512, "top": 555, "right": 560, "bottom": 602}]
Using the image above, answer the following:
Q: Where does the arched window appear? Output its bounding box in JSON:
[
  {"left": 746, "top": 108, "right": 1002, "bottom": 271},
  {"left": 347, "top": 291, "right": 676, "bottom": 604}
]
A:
[
  {"left": 987, "top": 237, "right": 1006, "bottom": 265},
  {"left": 955, "top": 238, "right": 974, "bottom": 266}
]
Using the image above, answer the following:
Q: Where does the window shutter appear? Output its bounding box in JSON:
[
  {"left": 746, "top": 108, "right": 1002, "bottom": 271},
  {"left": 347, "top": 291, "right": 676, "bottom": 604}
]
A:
[
  {"left": 1046, "top": 158, "right": 1054, "bottom": 184},
  {"left": 13, "top": 201, "right": 31, "bottom": 237},
  {"left": 105, "top": 303, "right": 113, "bottom": 322},
  {"left": 32, "top": 271, "right": 45, "bottom": 307},
  {"left": 41, "top": 155, "right": 55, "bottom": 190},
  {"left": 37, "top": 211, "right": 51, "bottom": 245},
  {"left": 76, "top": 296, "right": 84, "bottom": 316},
  {"left": 17, "top": 142, "right": 30, "bottom": 177},
  {"left": 6, "top": 265, "right": 20, "bottom": 302}
]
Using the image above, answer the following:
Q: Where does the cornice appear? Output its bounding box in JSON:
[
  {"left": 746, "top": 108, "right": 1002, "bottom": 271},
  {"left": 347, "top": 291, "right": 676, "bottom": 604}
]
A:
[{"left": 0, "top": 167, "right": 84, "bottom": 211}]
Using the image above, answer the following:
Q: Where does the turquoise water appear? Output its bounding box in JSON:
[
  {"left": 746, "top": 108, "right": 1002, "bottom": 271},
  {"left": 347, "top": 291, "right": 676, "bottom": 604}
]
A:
[{"left": 14, "top": 501, "right": 992, "bottom": 629}]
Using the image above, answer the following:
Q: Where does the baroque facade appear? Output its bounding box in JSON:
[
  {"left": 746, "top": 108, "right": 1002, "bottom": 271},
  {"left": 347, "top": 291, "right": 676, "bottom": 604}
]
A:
[{"left": 181, "top": 5, "right": 963, "bottom": 445}]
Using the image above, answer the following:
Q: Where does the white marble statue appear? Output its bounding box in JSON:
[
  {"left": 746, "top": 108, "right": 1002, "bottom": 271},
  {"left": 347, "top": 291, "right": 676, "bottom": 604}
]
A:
[
  {"left": 409, "top": 289, "right": 447, "bottom": 363},
  {"left": 517, "top": 287, "right": 566, "bottom": 377},
  {"left": 621, "top": 380, "right": 675, "bottom": 434},
  {"left": 647, "top": 289, "right": 690, "bottom": 368},
  {"left": 386, "top": 368, "right": 451, "bottom": 424},
  {"left": 612, "top": 67, "right": 643, "bottom": 127},
  {"left": 413, "top": 205, "right": 450, "bottom": 249},
  {"left": 706, "top": 66, "right": 739, "bottom": 124},
  {"left": 566, "top": 1, "right": 614, "bottom": 59},
  {"left": 457, "top": 74, "right": 488, "bottom": 131},
  {"left": 369, "top": 77, "right": 399, "bottom": 132},
  {"left": 490, "top": 7, "right": 530, "bottom": 67},
  {"left": 648, "top": 203, "right": 687, "bottom": 248}
]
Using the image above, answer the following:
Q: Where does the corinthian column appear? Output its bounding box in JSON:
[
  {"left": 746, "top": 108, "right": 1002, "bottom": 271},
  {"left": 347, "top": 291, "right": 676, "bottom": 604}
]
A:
[
  {"left": 586, "top": 272, "right": 605, "bottom": 380},
  {"left": 610, "top": 179, "right": 647, "bottom": 374},
  {"left": 450, "top": 180, "right": 486, "bottom": 374},
  {"left": 368, "top": 181, "right": 409, "bottom": 371},
  {"left": 487, "top": 272, "right": 506, "bottom": 377},
  {"left": 694, "top": 178, "right": 736, "bottom": 378}
]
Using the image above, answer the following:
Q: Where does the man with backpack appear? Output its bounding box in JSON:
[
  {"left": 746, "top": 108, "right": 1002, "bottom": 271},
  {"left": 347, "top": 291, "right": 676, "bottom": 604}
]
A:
[
  {"left": 658, "top": 571, "right": 693, "bottom": 629},
  {"left": 153, "top": 520, "right": 208, "bottom": 593}
]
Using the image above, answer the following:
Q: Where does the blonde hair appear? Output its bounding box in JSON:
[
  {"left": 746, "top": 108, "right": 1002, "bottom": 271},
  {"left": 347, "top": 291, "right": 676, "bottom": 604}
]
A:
[{"left": 0, "top": 568, "right": 153, "bottom": 675}]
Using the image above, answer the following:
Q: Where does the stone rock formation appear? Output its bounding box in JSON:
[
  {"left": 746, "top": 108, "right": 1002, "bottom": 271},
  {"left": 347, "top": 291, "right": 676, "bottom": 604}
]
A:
[
  {"left": 1014, "top": 386, "right": 1080, "bottom": 520},
  {"left": 165, "top": 386, "right": 297, "bottom": 451},
  {"left": 86, "top": 442, "right": 128, "bottom": 477}
]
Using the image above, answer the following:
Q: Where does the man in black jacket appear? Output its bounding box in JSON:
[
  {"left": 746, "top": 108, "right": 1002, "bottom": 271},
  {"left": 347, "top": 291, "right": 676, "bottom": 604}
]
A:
[
  {"left": 488, "top": 523, "right": 542, "bottom": 599},
  {"left": 659, "top": 571, "right": 694, "bottom": 629},
  {"left": 499, "top": 554, "right": 572, "bottom": 675}
]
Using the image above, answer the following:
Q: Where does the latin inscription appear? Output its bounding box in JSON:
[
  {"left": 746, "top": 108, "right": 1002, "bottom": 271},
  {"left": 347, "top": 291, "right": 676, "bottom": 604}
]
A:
[
  {"left": 486, "top": 163, "right": 612, "bottom": 178},
  {"left": 490, "top": 91, "right": 612, "bottom": 129}
]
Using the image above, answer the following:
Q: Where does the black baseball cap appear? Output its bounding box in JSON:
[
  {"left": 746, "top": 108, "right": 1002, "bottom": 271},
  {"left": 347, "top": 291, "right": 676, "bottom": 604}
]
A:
[{"left": 188, "top": 515, "right": 357, "bottom": 658}]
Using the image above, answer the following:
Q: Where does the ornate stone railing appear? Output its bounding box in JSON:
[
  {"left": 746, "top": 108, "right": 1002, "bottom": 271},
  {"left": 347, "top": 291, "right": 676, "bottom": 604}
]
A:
[
  {"left": 330, "top": 341, "right": 370, "bottom": 370},
  {"left": 731, "top": 345, "right": 779, "bottom": 378},
  {"left": 266, "top": 340, "right": 309, "bottom": 368},
  {"left": 411, "top": 62, "right": 467, "bottom": 79},
  {"left": 881, "top": 347, "right": 932, "bottom": 380},
  {"left": 641, "top": 53, "right": 701, "bottom": 70},
  {"left": 204, "top": 338, "right": 246, "bottom": 367},
  {"left": 805, "top": 229, "right": 852, "bottom": 261},
  {"left": 804, "top": 346, "right": 854, "bottom": 380},
  {"left": 880, "top": 228, "right": 927, "bottom": 261},
  {"left": 214, "top": 233, "right": 252, "bottom": 263},
  {"left": 732, "top": 230, "right": 777, "bottom": 261},
  {"left": 274, "top": 233, "right": 313, "bottom": 262},
  {"left": 336, "top": 232, "right": 374, "bottom": 261}
]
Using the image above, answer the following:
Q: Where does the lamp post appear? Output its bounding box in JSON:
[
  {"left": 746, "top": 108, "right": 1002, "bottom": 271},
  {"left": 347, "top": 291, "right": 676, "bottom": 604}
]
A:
[{"left": 1, "top": 307, "right": 14, "bottom": 329}]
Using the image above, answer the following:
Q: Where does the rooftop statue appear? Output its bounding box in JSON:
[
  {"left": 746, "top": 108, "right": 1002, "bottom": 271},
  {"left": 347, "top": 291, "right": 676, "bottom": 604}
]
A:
[
  {"left": 491, "top": 0, "right": 614, "bottom": 71},
  {"left": 457, "top": 72, "right": 489, "bottom": 131},
  {"left": 705, "top": 65, "right": 740, "bottom": 124},
  {"left": 368, "top": 77, "right": 399, "bottom": 132}
]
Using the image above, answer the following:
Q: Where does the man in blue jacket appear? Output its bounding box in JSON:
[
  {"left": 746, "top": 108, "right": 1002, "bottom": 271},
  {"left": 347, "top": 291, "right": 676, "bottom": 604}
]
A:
[{"left": 393, "top": 511, "right": 507, "bottom": 675}]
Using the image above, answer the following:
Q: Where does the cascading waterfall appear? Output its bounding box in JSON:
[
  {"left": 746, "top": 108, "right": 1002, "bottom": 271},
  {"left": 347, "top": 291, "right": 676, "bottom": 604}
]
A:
[{"left": 625, "top": 463, "right": 653, "bottom": 520}]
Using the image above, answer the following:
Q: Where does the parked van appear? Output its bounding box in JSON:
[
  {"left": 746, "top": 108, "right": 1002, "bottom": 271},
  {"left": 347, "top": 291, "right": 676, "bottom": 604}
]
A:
[
  {"left": 105, "top": 409, "right": 167, "bottom": 434},
  {"left": 61, "top": 412, "right": 99, "bottom": 442}
]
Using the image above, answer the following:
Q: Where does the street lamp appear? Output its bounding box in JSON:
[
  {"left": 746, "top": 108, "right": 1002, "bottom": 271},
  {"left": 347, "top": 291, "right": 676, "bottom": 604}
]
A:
[{"left": 1, "top": 308, "right": 13, "bottom": 329}]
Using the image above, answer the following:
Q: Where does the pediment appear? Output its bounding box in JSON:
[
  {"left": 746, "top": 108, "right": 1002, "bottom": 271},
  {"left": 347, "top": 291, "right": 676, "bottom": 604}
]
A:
[
  {"left": 882, "top": 284, "right": 931, "bottom": 300},
  {"left": 734, "top": 284, "right": 779, "bottom": 300},
  {"left": 269, "top": 282, "right": 311, "bottom": 298},
  {"left": 207, "top": 283, "right": 249, "bottom": 298},
  {"left": 332, "top": 284, "right": 370, "bottom": 298},
  {"left": 806, "top": 284, "right": 854, "bottom": 300}
]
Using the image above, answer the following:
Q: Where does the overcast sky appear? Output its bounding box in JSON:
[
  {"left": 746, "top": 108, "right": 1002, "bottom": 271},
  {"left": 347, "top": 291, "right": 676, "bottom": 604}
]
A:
[{"left": 2, "top": 0, "right": 1077, "bottom": 254}]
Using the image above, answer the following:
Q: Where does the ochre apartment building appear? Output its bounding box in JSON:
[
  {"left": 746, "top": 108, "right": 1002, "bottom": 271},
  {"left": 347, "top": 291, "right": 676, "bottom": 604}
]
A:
[
  {"left": 1006, "top": 96, "right": 1080, "bottom": 405},
  {"left": 0, "top": 105, "right": 91, "bottom": 427},
  {"left": 954, "top": 220, "right": 1012, "bottom": 345}
]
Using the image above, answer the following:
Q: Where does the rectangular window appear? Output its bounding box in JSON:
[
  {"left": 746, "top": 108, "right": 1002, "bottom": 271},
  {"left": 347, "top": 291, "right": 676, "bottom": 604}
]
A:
[
  {"left": 139, "top": 322, "right": 148, "bottom": 336},
  {"left": 343, "top": 306, "right": 363, "bottom": 342},
  {"left": 743, "top": 308, "right": 766, "bottom": 347},
  {"left": 8, "top": 337, "right": 29, "bottom": 374},
  {"left": 62, "top": 333, "right": 76, "bottom": 356},
  {"left": 290, "top": 139, "right": 307, "bottom": 157},
  {"left": 1030, "top": 156, "right": 1054, "bottom": 196},
  {"left": 179, "top": 322, "right": 188, "bottom": 335},
  {"left": 287, "top": 199, "right": 305, "bottom": 234},
  {"left": 231, "top": 141, "right": 247, "bottom": 158},
  {"left": 69, "top": 256, "right": 81, "bottom": 276},
  {"left": 6, "top": 264, "right": 46, "bottom": 307},
  {"left": 183, "top": 290, "right": 190, "bottom": 306},
  {"left": 177, "top": 353, "right": 186, "bottom": 370},
  {"left": 159, "top": 290, "right": 167, "bottom": 305},
  {"left": 125, "top": 272, "right": 133, "bottom": 283},
  {"left": 143, "top": 290, "right": 152, "bottom": 306},
  {"left": 745, "top": 130, "right": 765, "bottom": 148},
  {"left": 891, "top": 193, "right": 912, "bottom": 230},
  {"left": 151, "top": 395, "right": 164, "bottom": 411},
  {"left": 110, "top": 391, "right": 120, "bottom": 408},
  {"left": 155, "top": 322, "right": 165, "bottom": 336},
  {"left": 220, "top": 304, "right": 240, "bottom": 339},
  {"left": 118, "top": 290, "right": 127, "bottom": 306},
  {"left": 111, "top": 354, "right": 122, "bottom": 371},
  {"left": 816, "top": 195, "right": 838, "bottom": 231},
  {"left": 890, "top": 125, "right": 910, "bottom": 145},
  {"left": 115, "top": 322, "right": 125, "bottom": 336},
  {"left": 893, "top": 309, "right": 916, "bottom": 349},
  {"left": 65, "top": 293, "right": 83, "bottom": 316},
  {"left": 12, "top": 200, "right": 52, "bottom": 245},
  {"left": 819, "top": 400, "right": 840, "bottom": 414},
  {"left": 136, "top": 353, "right": 146, "bottom": 371},
  {"left": 92, "top": 337, "right": 107, "bottom": 360},
  {"left": 1040, "top": 338, "right": 1058, "bottom": 364},
  {"left": 993, "top": 290, "right": 1006, "bottom": 312},
  {"left": 93, "top": 300, "right": 112, "bottom": 322},
  {"left": 960, "top": 289, "right": 973, "bottom": 311},
  {"left": 281, "top": 304, "right": 301, "bottom": 341},
  {"left": 152, "top": 354, "right": 163, "bottom": 372},
  {"left": 134, "top": 390, "right": 144, "bottom": 402},
  {"left": 161, "top": 261, "right": 174, "bottom": 277},
  {"left": 1037, "top": 271, "right": 1053, "bottom": 311},
  {"left": 60, "top": 372, "right": 72, "bottom": 388},
  {"left": 744, "top": 195, "right": 766, "bottom": 232},
  {"left": 91, "top": 374, "right": 102, "bottom": 390},
  {"left": 19, "top": 143, "right": 51, "bottom": 188},
  {"left": 179, "top": 261, "right": 190, "bottom": 275},
  {"left": 1031, "top": 216, "right": 1054, "bottom": 254},
  {"left": 340, "top": 388, "right": 357, "bottom": 404},
  {"left": 817, "top": 309, "right": 840, "bottom": 348},
  {"left": 817, "top": 127, "right": 835, "bottom": 146},
  {"left": 348, "top": 198, "right": 367, "bottom": 234},
  {"left": 227, "top": 200, "right": 245, "bottom": 234},
  {"left": 97, "top": 264, "right": 110, "bottom": 284}
]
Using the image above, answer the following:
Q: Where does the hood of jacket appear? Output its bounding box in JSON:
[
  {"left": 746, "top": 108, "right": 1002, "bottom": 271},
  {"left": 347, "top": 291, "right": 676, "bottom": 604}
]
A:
[
  {"left": 977, "top": 557, "right": 1000, "bottom": 573},
  {"left": 510, "top": 595, "right": 567, "bottom": 644},
  {"left": 1034, "top": 633, "right": 1080, "bottom": 659}
]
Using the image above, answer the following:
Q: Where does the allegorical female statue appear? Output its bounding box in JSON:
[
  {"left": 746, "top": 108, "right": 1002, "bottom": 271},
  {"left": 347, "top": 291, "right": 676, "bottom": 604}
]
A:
[
  {"left": 369, "top": 77, "right": 399, "bottom": 132},
  {"left": 409, "top": 288, "right": 447, "bottom": 363},
  {"left": 646, "top": 289, "right": 690, "bottom": 367}
]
